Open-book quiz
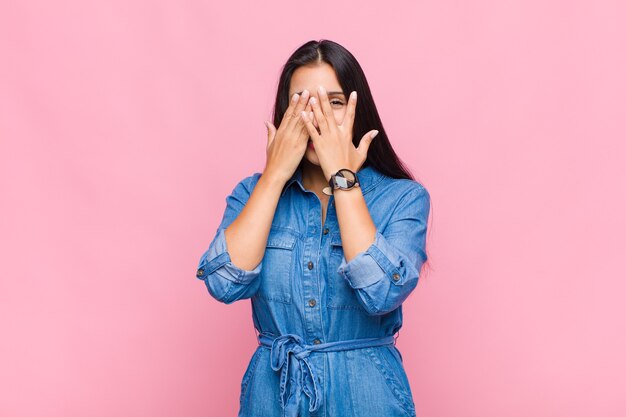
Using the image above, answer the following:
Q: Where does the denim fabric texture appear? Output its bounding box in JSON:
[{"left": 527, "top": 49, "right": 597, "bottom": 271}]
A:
[{"left": 196, "top": 164, "right": 430, "bottom": 417}]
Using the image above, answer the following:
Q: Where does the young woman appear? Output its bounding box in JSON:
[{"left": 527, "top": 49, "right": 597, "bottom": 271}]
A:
[{"left": 196, "top": 39, "right": 431, "bottom": 417}]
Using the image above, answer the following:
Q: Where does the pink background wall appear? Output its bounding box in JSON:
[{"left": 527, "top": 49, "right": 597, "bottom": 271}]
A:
[{"left": 1, "top": 1, "right": 625, "bottom": 416}]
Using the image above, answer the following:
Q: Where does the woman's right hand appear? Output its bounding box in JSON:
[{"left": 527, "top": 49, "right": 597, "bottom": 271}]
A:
[{"left": 263, "top": 90, "right": 313, "bottom": 183}]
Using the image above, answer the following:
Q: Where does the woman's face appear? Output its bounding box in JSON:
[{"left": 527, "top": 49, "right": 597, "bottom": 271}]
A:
[{"left": 289, "top": 63, "right": 348, "bottom": 167}]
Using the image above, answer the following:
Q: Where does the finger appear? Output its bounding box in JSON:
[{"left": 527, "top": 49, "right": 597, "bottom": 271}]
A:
[
  {"left": 281, "top": 92, "right": 301, "bottom": 128},
  {"left": 265, "top": 120, "right": 276, "bottom": 146},
  {"left": 286, "top": 89, "right": 311, "bottom": 132},
  {"left": 341, "top": 91, "right": 357, "bottom": 133},
  {"left": 309, "top": 95, "right": 329, "bottom": 136},
  {"left": 304, "top": 101, "right": 312, "bottom": 117},
  {"left": 356, "top": 130, "right": 379, "bottom": 155},
  {"left": 298, "top": 106, "right": 313, "bottom": 138},
  {"left": 300, "top": 110, "right": 322, "bottom": 143},
  {"left": 301, "top": 103, "right": 314, "bottom": 135},
  {"left": 297, "top": 117, "right": 311, "bottom": 143},
  {"left": 317, "top": 86, "right": 338, "bottom": 131},
  {"left": 301, "top": 110, "right": 315, "bottom": 139}
]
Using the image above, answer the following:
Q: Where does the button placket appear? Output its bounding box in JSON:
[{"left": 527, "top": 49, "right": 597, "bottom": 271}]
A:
[{"left": 300, "top": 193, "right": 326, "bottom": 355}]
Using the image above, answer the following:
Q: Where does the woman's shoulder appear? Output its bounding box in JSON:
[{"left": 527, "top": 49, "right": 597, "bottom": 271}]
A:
[
  {"left": 226, "top": 171, "right": 263, "bottom": 197},
  {"left": 241, "top": 171, "right": 263, "bottom": 187},
  {"left": 373, "top": 173, "right": 431, "bottom": 218},
  {"left": 375, "top": 170, "right": 429, "bottom": 200}
]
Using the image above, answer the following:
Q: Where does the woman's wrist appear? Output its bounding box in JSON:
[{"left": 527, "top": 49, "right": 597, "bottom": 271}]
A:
[{"left": 259, "top": 168, "right": 289, "bottom": 190}]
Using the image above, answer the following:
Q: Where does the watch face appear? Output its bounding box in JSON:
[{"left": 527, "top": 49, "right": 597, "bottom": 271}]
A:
[{"left": 335, "top": 169, "right": 357, "bottom": 188}]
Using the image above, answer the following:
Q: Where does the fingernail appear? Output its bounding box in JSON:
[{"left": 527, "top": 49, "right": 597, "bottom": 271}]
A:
[
  {"left": 351, "top": 91, "right": 357, "bottom": 100},
  {"left": 310, "top": 97, "right": 316, "bottom": 105},
  {"left": 371, "top": 130, "right": 379, "bottom": 139},
  {"left": 292, "top": 93, "right": 298, "bottom": 102}
]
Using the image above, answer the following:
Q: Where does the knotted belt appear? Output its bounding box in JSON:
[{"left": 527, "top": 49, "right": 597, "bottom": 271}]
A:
[{"left": 257, "top": 332, "right": 397, "bottom": 416}]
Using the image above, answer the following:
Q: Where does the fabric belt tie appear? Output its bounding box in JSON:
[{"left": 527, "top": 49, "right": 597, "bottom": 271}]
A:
[{"left": 257, "top": 332, "right": 397, "bottom": 417}]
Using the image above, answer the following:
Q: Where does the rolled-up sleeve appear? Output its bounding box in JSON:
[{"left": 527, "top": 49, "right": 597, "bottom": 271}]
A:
[
  {"left": 196, "top": 173, "right": 263, "bottom": 304},
  {"left": 337, "top": 185, "right": 430, "bottom": 315}
]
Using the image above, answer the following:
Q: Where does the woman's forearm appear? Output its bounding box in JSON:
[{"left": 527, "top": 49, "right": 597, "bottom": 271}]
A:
[
  {"left": 223, "top": 170, "right": 286, "bottom": 270},
  {"left": 333, "top": 186, "right": 377, "bottom": 262}
]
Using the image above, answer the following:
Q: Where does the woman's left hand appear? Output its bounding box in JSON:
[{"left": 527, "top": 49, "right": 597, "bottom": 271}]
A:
[{"left": 300, "top": 86, "right": 379, "bottom": 182}]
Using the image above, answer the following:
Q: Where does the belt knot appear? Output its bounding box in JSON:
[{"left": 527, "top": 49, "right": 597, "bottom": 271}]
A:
[{"left": 257, "top": 332, "right": 396, "bottom": 417}]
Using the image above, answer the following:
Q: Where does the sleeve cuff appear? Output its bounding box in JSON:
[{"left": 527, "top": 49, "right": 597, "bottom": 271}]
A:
[
  {"left": 196, "top": 227, "right": 262, "bottom": 285},
  {"left": 337, "top": 230, "right": 416, "bottom": 289}
]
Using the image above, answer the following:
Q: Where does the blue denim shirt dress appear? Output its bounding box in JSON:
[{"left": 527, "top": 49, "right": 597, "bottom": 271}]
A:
[{"left": 196, "top": 164, "right": 431, "bottom": 417}]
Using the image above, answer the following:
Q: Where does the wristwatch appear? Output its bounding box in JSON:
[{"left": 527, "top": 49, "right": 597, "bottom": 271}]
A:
[{"left": 322, "top": 168, "right": 360, "bottom": 195}]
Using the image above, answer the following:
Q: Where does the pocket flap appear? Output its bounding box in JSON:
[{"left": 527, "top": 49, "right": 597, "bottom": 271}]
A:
[
  {"left": 266, "top": 228, "right": 298, "bottom": 250},
  {"left": 330, "top": 232, "right": 342, "bottom": 247}
]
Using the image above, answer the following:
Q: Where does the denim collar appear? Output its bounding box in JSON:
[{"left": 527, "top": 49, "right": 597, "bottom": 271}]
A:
[{"left": 280, "top": 164, "right": 384, "bottom": 197}]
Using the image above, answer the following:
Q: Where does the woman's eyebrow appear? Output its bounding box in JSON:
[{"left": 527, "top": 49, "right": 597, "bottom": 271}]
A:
[{"left": 295, "top": 90, "right": 345, "bottom": 96}]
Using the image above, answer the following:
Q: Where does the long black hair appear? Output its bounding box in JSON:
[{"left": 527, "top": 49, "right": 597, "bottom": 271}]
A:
[{"left": 269, "top": 39, "right": 433, "bottom": 276}]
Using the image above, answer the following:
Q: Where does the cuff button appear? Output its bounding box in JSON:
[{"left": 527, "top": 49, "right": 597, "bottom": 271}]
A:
[
  {"left": 196, "top": 268, "right": 205, "bottom": 277},
  {"left": 392, "top": 273, "right": 400, "bottom": 281}
]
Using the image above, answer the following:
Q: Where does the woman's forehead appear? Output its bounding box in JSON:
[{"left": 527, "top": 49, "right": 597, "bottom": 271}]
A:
[{"left": 290, "top": 65, "right": 343, "bottom": 95}]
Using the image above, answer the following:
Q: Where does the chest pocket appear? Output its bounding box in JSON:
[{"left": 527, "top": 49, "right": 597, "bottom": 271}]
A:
[
  {"left": 327, "top": 232, "right": 365, "bottom": 310},
  {"left": 257, "top": 227, "right": 299, "bottom": 304}
]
